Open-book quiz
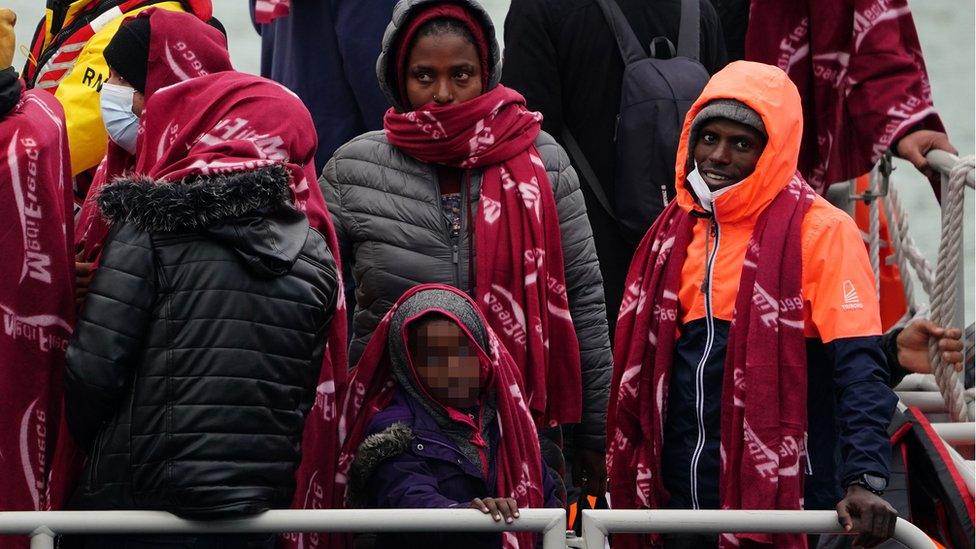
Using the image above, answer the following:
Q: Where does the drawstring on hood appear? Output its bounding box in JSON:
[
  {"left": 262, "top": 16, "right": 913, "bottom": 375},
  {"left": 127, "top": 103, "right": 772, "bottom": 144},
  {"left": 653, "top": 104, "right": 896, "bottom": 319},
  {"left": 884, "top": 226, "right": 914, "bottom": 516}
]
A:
[{"left": 377, "top": 0, "right": 502, "bottom": 112}]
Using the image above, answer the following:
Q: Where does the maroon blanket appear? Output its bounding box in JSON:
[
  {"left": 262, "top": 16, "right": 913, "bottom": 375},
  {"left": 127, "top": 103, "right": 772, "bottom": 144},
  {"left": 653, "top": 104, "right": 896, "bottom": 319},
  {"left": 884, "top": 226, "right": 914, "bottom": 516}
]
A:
[
  {"left": 608, "top": 177, "right": 814, "bottom": 548},
  {"left": 385, "top": 85, "right": 582, "bottom": 428},
  {"left": 0, "top": 89, "right": 74, "bottom": 525},
  {"left": 746, "top": 0, "right": 944, "bottom": 192},
  {"left": 75, "top": 8, "right": 232, "bottom": 262}
]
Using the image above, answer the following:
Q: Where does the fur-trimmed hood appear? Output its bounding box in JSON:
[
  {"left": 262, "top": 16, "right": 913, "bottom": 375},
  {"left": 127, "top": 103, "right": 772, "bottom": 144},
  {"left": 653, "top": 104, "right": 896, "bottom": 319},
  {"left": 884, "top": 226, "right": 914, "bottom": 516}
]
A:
[
  {"left": 97, "top": 165, "right": 311, "bottom": 277},
  {"left": 346, "top": 422, "right": 413, "bottom": 508}
]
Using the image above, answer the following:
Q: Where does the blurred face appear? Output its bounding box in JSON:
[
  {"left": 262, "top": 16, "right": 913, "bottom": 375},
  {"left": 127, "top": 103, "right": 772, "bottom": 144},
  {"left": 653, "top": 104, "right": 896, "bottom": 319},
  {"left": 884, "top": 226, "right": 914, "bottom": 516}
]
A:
[
  {"left": 409, "top": 318, "right": 481, "bottom": 409},
  {"left": 107, "top": 68, "right": 145, "bottom": 116},
  {"left": 405, "top": 33, "right": 483, "bottom": 110},
  {"left": 692, "top": 118, "right": 766, "bottom": 190}
]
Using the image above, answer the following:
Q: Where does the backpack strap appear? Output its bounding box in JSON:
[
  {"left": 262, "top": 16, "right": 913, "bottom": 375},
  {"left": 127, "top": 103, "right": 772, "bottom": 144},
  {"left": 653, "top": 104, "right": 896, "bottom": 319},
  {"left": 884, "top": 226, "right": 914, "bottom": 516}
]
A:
[
  {"left": 677, "top": 0, "right": 701, "bottom": 60},
  {"left": 560, "top": 128, "right": 616, "bottom": 220},
  {"left": 594, "top": 0, "right": 646, "bottom": 65}
]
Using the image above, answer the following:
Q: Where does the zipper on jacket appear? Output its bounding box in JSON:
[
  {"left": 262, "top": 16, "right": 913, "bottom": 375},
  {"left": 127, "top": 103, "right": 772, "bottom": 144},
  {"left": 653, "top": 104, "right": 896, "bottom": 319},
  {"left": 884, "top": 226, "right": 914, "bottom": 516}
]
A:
[
  {"left": 455, "top": 171, "right": 471, "bottom": 289},
  {"left": 430, "top": 167, "right": 464, "bottom": 289},
  {"left": 805, "top": 434, "right": 814, "bottom": 475},
  {"left": 689, "top": 213, "right": 720, "bottom": 509},
  {"left": 452, "top": 244, "right": 460, "bottom": 287}
]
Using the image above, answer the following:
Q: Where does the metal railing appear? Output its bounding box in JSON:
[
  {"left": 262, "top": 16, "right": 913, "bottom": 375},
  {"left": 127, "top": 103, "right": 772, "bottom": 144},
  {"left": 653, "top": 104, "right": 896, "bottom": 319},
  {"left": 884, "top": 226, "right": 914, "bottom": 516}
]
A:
[
  {"left": 931, "top": 422, "right": 976, "bottom": 445},
  {"left": 897, "top": 390, "right": 950, "bottom": 412},
  {"left": 0, "top": 508, "right": 946, "bottom": 548},
  {"left": 580, "top": 510, "right": 938, "bottom": 549},
  {"left": 0, "top": 509, "right": 567, "bottom": 549}
]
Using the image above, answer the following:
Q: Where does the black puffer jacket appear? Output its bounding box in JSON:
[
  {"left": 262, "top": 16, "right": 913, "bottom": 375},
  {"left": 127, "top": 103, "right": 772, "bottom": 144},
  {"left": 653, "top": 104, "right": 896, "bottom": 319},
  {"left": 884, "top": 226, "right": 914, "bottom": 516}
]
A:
[{"left": 65, "top": 165, "right": 338, "bottom": 518}]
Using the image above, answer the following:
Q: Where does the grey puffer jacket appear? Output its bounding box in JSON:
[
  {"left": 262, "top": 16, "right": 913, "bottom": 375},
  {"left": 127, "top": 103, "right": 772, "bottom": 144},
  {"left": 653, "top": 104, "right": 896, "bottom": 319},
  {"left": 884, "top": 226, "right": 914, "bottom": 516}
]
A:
[{"left": 320, "top": 0, "right": 612, "bottom": 450}]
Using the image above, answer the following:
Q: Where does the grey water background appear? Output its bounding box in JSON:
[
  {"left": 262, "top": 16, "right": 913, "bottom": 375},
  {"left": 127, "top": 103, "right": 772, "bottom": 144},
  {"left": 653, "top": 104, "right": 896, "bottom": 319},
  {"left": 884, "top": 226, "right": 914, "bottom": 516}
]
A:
[{"left": 8, "top": 0, "right": 975, "bottom": 321}]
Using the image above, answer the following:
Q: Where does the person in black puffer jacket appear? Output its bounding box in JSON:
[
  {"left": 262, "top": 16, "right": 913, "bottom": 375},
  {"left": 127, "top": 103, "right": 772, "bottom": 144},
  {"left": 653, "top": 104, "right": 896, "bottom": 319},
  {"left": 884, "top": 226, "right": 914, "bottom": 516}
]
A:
[
  {"left": 64, "top": 165, "right": 338, "bottom": 544},
  {"left": 63, "top": 16, "right": 342, "bottom": 545}
]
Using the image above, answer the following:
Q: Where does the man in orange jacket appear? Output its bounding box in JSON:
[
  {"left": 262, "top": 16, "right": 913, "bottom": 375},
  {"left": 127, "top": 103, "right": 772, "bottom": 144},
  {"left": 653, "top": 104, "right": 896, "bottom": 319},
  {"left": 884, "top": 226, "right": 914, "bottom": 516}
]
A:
[{"left": 608, "top": 61, "right": 899, "bottom": 548}]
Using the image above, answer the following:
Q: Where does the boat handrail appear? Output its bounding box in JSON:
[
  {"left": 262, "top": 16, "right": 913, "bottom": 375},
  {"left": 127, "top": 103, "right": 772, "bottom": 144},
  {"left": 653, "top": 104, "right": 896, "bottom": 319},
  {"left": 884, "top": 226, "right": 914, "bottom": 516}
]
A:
[
  {"left": 580, "top": 509, "right": 938, "bottom": 548},
  {"left": 0, "top": 508, "right": 567, "bottom": 549},
  {"left": 0, "top": 508, "right": 943, "bottom": 549}
]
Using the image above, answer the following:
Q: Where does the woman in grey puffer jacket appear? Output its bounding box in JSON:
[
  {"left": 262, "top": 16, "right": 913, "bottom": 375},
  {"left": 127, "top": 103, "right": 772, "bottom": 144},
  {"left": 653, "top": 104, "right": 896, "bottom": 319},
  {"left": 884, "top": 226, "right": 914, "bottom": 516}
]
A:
[{"left": 320, "top": 0, "right": 612, "bottom": 496}]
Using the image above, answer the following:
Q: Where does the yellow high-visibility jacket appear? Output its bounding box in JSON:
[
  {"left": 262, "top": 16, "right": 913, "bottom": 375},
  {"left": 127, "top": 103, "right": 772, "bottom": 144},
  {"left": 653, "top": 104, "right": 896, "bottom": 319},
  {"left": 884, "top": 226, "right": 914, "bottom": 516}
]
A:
[{"left": 24, "top": 1, "right": 196, "bottom": 176}]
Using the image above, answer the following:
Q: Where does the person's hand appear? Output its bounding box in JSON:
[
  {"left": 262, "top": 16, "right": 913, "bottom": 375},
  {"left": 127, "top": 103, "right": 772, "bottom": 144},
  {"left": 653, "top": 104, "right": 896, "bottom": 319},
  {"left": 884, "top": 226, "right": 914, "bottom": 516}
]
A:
[
  {"left": 896, "top": 319, "right": 964, "bottom": 374},
  {"left": 470, "top": 497, "right": 519, "bottom": 523},
  {"left": 573, "top": 448, "right": 607, "bottom": 497},
  {"left": 895, "top": 130, "right": 958, "bottom": 187},
  {"left": 76, "top": 254, "right": 95, "bottom": 308},
  {"left": 836, "top": 485, "right": 897, "bottom": 547},
  {"left": 0, "top": 9, "right": 15, "bottom": 70}
]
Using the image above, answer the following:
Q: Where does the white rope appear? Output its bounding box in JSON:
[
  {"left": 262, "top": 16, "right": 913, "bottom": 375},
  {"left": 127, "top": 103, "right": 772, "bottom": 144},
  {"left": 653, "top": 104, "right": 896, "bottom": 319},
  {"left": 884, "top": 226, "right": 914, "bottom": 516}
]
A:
[
  {"left": 868, "top": 170, "right": 882, "bottom": 297},
  {"left": 881, "top": 191, "right": 916, "bottom": 314},
  {"left": 928, "top": 156, "right": 974, "bottom": 422},
  {"left": 884, "top": 185, "right": 936, "bottom": 298}
]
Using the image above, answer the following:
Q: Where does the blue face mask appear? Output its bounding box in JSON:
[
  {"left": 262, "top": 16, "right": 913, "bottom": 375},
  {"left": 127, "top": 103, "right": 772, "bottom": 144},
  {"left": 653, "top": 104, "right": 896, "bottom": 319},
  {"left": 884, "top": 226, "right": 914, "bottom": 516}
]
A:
[{"left": 100, "top": 82, "right": 140, "bottom": 154}]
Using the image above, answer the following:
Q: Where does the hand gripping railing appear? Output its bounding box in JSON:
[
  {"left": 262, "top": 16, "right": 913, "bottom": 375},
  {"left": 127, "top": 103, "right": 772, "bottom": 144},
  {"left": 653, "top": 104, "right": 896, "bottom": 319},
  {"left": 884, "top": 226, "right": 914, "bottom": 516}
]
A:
[
  {"left": 580, "top": 510, "right": 938, "bottom": 549},
  {"left": 0, "top": 509, "right": 568, "bottom": 549}
]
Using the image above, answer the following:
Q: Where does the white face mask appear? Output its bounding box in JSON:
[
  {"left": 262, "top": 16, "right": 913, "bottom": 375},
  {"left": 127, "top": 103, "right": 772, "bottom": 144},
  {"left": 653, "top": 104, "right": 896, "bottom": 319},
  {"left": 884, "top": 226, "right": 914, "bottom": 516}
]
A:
[
  {"left": 686, "top": 163, "right": 743, "bottom": 213},
  {"left": 686, "top": 164, "right": 714, "bottom": 212},
  {"left": 100, "top": 82, "right": 140, "bottom": 154}
]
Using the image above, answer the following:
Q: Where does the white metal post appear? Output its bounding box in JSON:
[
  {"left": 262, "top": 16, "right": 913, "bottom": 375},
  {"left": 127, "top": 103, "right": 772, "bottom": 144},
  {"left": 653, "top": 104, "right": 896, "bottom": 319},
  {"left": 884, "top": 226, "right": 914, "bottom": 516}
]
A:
[
  {"left": 28, "top": 527, "right": 54, "bottom": 549},
  {"left": 581, "top": 509, "right": 608, "bottom": 549}
]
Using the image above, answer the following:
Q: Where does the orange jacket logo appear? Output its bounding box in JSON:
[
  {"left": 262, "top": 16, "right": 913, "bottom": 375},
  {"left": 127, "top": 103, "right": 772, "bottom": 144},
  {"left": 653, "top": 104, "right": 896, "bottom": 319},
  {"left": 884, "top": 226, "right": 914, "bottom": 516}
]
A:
[{"left": 842, "top": 279, "right": 864, "bottom": 310}]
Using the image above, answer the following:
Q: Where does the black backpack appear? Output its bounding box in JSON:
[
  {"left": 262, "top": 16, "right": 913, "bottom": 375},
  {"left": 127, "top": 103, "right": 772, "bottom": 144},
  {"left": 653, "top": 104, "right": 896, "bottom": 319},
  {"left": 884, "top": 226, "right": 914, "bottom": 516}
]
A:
[{"left": 561, "top": 0, "right": 709, "bottom": 241}]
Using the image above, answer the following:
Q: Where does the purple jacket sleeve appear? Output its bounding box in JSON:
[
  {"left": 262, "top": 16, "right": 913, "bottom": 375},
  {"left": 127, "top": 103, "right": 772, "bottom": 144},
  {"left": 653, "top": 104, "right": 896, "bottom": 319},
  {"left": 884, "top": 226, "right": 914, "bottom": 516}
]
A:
[
  {"left": 368, "top": 450, "right": 462, "bottom": 509},
  {"left": 542, "top": 458, "right": 565, "bottom": 508}
]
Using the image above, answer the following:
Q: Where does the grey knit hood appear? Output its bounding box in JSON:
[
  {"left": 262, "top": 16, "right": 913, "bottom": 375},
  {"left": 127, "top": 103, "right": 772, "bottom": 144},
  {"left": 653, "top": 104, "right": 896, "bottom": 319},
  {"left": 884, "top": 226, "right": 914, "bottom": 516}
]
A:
[
  {"left": 387, "top": 287, "right": 495, "bottom": 465},
  {"left": 686, "top": 98, "right": 767, "bottom": 168},
  {"left": 377, "top": 0, "right": 502, "bottom": 112}
]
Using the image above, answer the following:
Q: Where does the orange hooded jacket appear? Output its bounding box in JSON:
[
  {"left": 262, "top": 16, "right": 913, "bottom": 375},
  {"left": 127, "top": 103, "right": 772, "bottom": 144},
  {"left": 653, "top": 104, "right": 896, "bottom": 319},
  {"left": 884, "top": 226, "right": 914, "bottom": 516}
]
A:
[
  {"left": 674, "top": 61, "right": 881, "bottom": 343},
  {"left": 660, "top": 61, "right": 895, "bottom": 512}
]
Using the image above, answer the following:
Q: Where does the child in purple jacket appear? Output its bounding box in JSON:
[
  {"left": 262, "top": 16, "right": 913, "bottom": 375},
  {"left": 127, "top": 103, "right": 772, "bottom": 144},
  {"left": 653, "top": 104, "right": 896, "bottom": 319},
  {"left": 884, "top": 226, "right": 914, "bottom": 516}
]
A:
[{"left": 345, "top": 286, "right": 563, "bottom": 549}]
